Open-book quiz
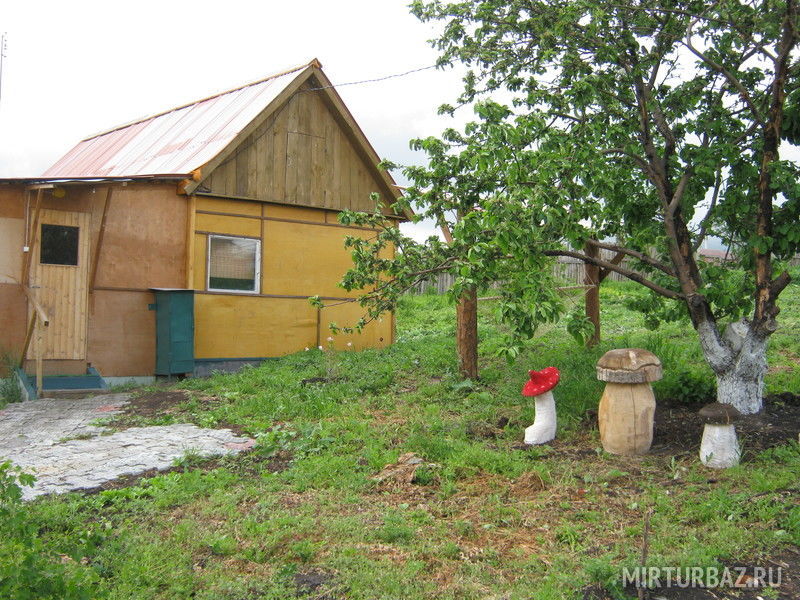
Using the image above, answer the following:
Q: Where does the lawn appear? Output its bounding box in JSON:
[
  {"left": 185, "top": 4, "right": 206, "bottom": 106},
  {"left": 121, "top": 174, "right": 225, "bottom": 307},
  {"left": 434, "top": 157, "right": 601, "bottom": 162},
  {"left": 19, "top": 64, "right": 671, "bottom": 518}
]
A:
[{"left": 2, "top": 280, "right": 799, "bottom": 599}]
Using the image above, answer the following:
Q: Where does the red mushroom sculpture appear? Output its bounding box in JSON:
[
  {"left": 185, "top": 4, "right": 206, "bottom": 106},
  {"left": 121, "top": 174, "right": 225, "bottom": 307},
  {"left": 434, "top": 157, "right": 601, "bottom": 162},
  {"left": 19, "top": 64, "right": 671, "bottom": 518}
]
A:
[{"left": 522, "top": 367, "right": 560, "bottom": 445}]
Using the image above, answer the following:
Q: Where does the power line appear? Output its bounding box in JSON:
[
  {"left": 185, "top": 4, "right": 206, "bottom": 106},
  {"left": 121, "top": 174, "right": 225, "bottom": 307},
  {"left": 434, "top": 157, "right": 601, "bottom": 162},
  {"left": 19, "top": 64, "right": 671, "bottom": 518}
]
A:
[
  {"left": 305, "top": 64, "right": 439, "bottom": 92},
  {"left": 0, "top": 33, "right": 7, "bottom": 108}
]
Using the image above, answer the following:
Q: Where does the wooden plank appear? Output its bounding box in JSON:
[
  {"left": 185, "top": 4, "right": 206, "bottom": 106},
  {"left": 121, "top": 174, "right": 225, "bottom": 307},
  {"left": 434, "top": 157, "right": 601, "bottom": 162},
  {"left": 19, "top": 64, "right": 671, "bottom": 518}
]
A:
[
  {"left": 23, "top": 286, "right": 49, "bottom": 325},
  {"left": 89, "top": 187, "right": 113, "bottom": 293},
  {"left": 35, "top": 320, "right": 43, "bottom": 397},
  {"left": 273, "top": 123, "right": 288, "bottom": 202},
  {"left": 285, "top": 95, "right": 301, "bottom": 204},
  {"left": 185, "top": 195, "right": 196, "bottom": 289},
  {"left": 18, "top": 312, "right": 36, "bottom": 368},
  {"left": 21, "top": 188, "right": 43, "bottom": 285}
]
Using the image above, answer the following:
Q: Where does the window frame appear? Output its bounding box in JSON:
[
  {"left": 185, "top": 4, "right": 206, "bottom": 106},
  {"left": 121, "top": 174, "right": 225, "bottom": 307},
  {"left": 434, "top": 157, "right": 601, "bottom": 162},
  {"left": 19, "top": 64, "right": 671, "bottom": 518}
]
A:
[
  {"left": 40, "top": 223, "right": 80, "bottom": 267},
  {"left": 206, "top": 234, "right": 261, "bottom": 295}
]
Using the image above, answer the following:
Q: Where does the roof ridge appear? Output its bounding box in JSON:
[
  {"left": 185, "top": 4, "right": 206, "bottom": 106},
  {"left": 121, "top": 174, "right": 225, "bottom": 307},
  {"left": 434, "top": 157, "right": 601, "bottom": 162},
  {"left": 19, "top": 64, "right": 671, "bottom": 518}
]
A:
[{"left": 81, "top": 58, "right": 321, "bottom": 142}]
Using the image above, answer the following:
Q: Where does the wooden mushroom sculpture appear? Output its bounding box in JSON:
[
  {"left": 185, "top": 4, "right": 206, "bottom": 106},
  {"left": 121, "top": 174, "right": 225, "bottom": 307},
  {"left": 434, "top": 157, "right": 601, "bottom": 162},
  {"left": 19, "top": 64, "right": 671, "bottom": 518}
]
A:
[
  {"left": 522, "top": 367, "right": 560, "bottom": 445},
  {"left": 597, "top": 348, "right": 662, "bottom": 455},
  {"left": 698, "top": 403, "right": 741, "bottom": 468}
]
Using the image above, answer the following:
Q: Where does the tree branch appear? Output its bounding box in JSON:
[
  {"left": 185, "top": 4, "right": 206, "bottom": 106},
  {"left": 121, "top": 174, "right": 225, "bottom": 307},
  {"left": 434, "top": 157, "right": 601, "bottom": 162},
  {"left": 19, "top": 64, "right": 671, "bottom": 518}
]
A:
[
  {"left": 586, "top": 240, "right": 676, "bottom": 276},
  {"left": 542, "top": 249, "right": 684, "bottom": 300},
  {"left": 683, "top": 16, "right": 765, "bottom": 125}
]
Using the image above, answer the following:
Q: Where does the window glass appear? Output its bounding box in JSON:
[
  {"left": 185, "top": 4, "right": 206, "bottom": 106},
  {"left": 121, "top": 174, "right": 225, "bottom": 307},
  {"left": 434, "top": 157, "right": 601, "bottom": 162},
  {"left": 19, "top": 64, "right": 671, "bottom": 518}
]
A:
[
  {"left": 41, "top": 224, "right": 79, "bottom": 266},
  {"left": 208, "top": 236, "right": 260, "bottom": 292}
]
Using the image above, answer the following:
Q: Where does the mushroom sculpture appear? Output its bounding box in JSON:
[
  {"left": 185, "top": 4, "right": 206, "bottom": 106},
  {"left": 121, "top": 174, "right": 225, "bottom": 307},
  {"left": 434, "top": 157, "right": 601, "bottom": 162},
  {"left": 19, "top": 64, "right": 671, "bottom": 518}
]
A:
[
  {"left": 597, "top": 348, "right": 662, "bottom": 455},
  {"left": 698, "top": 402, "right": 742, "bottom": 468},
  {"left": 522, "top": 367, "right": 560, "bottom": 445}
]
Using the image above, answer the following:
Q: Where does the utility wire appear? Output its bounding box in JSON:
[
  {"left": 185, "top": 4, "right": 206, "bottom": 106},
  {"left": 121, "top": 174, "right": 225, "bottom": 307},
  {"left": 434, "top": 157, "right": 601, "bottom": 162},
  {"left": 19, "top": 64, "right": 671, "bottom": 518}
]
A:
[
  {"left": 304, "top": 64, "right": 439, "bottom": 93},
  {"left": 0, "top": 33, "right": 7, "bottom": 107}
]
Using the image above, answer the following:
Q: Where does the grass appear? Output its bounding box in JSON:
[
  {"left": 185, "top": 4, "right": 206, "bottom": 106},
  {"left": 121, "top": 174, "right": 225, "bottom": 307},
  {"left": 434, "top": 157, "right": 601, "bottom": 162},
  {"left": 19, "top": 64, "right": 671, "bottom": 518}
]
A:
[{"left": 3, "top": 281, "right": 799, "bottom": 599}]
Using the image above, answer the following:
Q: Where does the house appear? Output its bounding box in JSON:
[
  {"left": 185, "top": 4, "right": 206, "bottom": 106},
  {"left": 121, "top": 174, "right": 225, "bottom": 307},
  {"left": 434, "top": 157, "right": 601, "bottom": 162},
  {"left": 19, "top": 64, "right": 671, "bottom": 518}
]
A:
[{"left": 0, "top": 59, "right": 402, "bottom": 395}]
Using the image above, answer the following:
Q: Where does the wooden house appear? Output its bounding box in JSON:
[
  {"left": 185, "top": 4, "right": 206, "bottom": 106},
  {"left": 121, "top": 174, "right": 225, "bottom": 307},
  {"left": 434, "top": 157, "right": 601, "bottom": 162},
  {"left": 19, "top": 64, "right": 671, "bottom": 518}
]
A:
[{"left": 0, "top": 59, "right": 401, "bottom": 395}]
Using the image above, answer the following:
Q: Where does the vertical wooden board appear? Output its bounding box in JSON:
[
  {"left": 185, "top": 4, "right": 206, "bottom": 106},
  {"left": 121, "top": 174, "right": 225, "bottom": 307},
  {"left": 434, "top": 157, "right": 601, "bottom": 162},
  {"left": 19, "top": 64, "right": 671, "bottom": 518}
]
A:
[
  {"left": 194, "top": 294, "right": 317, "bottom": 358},
  {"left": 284, "top": 95, "right": 301, "bottom": 204},
  {"left": 310, "top": 135, "right": 325, "bottom": 207},
  {"left": 87, "top": 290, "right": 156, "bottom": 376},
  {"left": 272, "top": 124, "right": 288, "bottom": 202},
  {"left": 235, "top": 147, "right": 250, "bottom": 197},
  {"left": 193, "top": 234, "right": 207, "bottom": 290}
]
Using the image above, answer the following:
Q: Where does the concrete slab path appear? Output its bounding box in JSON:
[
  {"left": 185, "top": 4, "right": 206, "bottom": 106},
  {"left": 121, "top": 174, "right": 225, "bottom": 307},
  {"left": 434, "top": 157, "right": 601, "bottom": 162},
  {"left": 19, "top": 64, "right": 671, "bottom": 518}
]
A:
[{"left": 0, "top": 393, "right": 255, "bottom": 500}]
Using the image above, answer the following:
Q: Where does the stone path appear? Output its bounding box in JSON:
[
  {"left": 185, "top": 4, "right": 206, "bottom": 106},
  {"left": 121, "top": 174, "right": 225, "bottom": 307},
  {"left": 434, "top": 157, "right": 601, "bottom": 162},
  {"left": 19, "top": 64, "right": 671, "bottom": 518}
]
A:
[{"left": 0, "top": 393, "right": 255, "bottom": 500}]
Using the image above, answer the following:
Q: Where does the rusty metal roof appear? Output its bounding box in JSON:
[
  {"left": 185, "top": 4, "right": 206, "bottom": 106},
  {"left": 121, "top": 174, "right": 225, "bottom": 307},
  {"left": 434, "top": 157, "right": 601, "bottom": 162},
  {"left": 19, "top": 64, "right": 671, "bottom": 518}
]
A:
[{"left": 42, "top": 61, "right": 316, "bottom": 179}]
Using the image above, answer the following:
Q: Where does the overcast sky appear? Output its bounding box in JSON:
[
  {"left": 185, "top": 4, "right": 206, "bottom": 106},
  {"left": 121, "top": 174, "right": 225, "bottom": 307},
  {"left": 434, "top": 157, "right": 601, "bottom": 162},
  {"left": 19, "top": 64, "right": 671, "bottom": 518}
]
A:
[{"left": 0, "top": 0, "right": 463, "bottom": 240}]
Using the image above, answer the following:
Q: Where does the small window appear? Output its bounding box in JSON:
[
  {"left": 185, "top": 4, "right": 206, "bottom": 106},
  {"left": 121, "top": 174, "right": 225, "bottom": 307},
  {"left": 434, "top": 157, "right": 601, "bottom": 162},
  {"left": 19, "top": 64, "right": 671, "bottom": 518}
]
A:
[
  {"left": 207, "top": 235, "right": 260, "bottom": 293},
  {"left": 41, "top": 224, "right": 79, "bottom": 266}
]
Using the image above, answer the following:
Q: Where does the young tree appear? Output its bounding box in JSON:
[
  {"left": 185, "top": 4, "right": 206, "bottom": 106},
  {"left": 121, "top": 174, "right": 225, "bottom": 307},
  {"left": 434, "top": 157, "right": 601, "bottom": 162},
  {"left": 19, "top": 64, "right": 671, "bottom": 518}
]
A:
[{"left": 337, "top": 0, "right": 799, "bottom": 413}]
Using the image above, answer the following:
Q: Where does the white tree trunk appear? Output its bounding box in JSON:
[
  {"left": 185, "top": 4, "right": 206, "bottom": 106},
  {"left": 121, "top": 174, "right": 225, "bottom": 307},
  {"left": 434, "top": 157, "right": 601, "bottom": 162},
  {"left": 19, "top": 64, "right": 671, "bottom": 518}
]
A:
[{"left": 697, "top": 319, "right": 767, "bottom": 415}]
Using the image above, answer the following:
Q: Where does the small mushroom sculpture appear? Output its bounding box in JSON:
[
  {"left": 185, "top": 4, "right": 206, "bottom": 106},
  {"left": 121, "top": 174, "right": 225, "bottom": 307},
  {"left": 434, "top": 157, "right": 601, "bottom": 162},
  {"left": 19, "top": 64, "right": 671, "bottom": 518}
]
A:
[
  {"left": 698, "top": 402, "right": 742, "bottom": 468},
  {"left": 597, "top": 348, "right": 662, "bottom": 455},
  {"left": 522, "top": 367, "right": 560, "bottom": 445}
]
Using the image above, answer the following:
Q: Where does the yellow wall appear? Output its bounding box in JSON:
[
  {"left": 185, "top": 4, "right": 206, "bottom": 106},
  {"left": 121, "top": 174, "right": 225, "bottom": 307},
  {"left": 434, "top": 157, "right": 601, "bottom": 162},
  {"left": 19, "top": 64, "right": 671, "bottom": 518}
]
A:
[{"left": 192, "top": 196, "right": 393, "bottom": 359}]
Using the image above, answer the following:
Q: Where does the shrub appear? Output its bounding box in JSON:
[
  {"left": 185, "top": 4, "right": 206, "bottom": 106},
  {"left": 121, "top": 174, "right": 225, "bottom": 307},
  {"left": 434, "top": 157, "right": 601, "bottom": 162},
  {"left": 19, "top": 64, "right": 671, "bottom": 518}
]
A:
[
  {"left": 0, "top": 462, "right": 100, "bottom": 599},
  {"left": 655, "top": 369, "right": 717, "bottom": 405}
]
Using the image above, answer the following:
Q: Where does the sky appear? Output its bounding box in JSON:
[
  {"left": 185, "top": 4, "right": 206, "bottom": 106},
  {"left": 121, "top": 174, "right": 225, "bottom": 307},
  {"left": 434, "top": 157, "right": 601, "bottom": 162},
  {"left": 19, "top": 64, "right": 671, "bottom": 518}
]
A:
[{"left": 0, "top": 0, "right": 463, "bottom": 240}]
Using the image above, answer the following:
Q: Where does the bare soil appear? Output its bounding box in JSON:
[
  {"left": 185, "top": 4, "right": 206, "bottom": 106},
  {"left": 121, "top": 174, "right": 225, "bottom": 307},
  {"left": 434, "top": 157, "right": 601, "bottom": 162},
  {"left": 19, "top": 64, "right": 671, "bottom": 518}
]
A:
[{"left": 652, "top": 392, "right": 800, "bottom": 457}]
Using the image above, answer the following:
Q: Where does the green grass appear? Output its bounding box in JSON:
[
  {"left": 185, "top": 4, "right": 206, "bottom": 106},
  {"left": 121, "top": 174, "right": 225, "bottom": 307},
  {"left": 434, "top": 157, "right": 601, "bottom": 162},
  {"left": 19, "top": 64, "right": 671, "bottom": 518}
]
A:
[{"left": 3, "top": 281, "right": 799, "bottom": 599}]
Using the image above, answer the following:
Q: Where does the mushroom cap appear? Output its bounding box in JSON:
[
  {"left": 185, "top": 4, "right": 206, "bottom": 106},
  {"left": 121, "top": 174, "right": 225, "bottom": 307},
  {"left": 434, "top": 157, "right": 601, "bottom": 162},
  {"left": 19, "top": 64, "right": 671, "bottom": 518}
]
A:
[
  {"left": 596, "top": 348, "right": 662, "bottom": 383},
  {"left": 522, "top": 367, "right": 560, "bottom": 397},
  {"left": 698, "top": 402, "right": 741, "bottom": 425}
]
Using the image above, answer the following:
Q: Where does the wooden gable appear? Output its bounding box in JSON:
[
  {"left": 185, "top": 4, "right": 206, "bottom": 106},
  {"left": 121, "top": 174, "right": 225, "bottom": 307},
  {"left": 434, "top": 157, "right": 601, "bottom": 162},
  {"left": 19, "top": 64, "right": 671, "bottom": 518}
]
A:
[{"left": 194, "top": 70, "right": 400, "bottom": 216}]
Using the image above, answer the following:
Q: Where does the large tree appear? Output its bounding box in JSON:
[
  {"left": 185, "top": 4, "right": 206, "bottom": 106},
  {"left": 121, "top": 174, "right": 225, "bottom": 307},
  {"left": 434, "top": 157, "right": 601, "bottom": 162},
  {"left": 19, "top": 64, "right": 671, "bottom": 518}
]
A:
[{"left": 336, "top": 0, "right": 799, "bottom": 414}]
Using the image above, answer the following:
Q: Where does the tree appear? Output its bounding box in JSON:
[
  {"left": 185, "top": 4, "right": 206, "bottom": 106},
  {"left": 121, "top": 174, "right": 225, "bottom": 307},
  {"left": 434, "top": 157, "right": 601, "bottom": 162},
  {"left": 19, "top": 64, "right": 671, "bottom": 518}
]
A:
[{"left": 336, "top": 0, "right": 799, "bottom": 414}]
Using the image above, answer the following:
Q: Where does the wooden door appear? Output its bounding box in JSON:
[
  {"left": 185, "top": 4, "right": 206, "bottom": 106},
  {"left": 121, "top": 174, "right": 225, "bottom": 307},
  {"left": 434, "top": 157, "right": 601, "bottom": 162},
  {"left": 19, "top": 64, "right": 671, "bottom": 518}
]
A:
[{"left": 27, "top": 209, "right": 91, "bottom": 360}]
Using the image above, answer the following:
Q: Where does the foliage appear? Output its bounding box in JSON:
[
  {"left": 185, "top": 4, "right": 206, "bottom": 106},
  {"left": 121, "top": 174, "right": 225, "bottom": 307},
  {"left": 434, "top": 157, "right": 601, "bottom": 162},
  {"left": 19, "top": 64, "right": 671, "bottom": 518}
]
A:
[
  {"left": 0, "top": 353, "right": 21, "bottom": 407},
  {"left": 334, "top": 1, "right": 799, "bottom": 413},
  {"left": 0, "top": 462, "right": 100, "bottom": 599}
]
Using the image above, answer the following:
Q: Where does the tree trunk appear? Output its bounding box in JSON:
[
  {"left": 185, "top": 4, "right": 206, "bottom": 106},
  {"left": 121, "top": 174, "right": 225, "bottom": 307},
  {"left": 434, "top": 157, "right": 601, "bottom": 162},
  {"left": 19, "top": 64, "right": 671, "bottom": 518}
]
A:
[
  {"left": 697, "top": 319, "right": 768, "bottom": 414},
  {"left": 457, "top": 286, "right": 478, "bottom": 380},
  {"left": 584, "top": 242, "right": 601, "bottom": 347}
]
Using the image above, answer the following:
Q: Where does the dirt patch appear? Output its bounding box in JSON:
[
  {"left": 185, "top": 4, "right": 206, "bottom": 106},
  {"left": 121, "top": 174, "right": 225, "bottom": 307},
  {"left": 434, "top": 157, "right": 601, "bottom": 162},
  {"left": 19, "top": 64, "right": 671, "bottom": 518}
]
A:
[
  {"left": 293, "top": 567, "right": 339, "bottom": 598},
  {"left": 125, "top": 390, "right": 190, "bottom": 416},
  {"left": 618, "top": 547, "right": 800, "bottom": 600},
  {"left": 652, "top": 392, "right": 800, "bottom": 457}
]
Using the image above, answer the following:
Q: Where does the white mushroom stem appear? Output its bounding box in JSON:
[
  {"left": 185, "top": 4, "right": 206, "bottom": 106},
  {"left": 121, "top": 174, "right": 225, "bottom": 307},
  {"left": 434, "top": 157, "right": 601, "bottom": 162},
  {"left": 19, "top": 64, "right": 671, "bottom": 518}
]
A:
[
  {"left": 524, "top": 391, "right": 556, "bottom": 445},
  {"left": 699, "top": 424, "right": 740, "bottom": 468}
]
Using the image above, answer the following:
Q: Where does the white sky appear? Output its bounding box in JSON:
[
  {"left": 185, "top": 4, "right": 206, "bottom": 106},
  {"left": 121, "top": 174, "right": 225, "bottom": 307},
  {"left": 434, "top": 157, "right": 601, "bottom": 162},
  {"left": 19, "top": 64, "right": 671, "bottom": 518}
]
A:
[{"left": 0, "top": 0, "right": 460, "bottom": 240}]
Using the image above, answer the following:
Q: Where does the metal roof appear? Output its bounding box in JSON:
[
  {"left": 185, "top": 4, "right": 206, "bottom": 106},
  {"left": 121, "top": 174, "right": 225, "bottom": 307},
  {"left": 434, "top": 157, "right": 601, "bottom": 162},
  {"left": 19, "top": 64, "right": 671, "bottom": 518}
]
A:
[{"left": 42, "top": 61, "right": 315, "bottom": 179}]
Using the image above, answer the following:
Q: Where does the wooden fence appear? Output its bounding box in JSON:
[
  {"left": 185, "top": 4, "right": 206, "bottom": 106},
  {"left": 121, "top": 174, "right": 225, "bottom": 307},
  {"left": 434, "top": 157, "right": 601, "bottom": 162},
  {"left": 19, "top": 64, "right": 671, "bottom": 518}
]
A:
[{"left": 408, "top": 254, "right": 628, "bottom": 295}]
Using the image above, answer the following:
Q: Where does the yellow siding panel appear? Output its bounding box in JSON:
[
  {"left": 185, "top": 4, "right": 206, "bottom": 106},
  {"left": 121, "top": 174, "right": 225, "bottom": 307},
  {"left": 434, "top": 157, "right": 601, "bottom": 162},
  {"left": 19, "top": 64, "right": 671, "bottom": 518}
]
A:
[
  {"left": 194, "top": 294, "right": 317, "bottom": 358},
  {"left": 319, "top": 302, "right": 393, "bottom": 351},
  {"left": 193, "top": 234, "right": 207, "bottom": 290},
  {"left": 265, "top": 204, "right": 325, "bottom": 222},
  {"left": 196, "top": 213, "right": 261, "bottom": 237},
  {"left": 196, "top": 197, "right": 261, "bottom": 216},
  {"left": 262, "top": 220, "right": 376, "bottom": 297}
]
